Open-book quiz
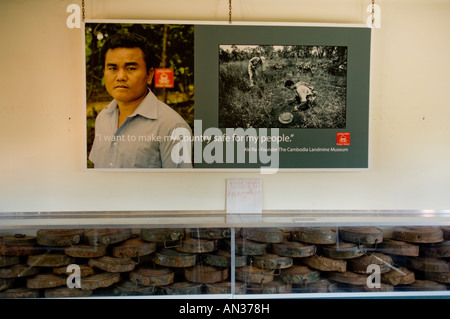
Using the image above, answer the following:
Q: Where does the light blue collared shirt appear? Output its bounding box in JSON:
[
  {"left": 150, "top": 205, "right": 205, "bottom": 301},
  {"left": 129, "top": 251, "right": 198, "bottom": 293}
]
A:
[{"left": 89, "top": 90, "right": 192, "bottom": 168}]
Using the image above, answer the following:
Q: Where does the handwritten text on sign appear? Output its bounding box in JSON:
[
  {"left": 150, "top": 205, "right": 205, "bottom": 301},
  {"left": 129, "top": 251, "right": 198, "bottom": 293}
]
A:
[{"left": 226, "top": 178, "right": 262, "bottom": 214}]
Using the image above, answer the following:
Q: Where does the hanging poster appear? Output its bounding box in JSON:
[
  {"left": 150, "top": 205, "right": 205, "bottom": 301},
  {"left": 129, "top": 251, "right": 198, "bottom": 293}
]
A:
[{"left": 84, "top": 20, "right": 371, "bottom": 171}]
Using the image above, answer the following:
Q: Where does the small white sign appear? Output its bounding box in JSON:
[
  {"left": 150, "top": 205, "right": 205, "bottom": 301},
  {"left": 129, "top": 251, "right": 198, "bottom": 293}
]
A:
[{"left": 226, "top": 178, "right": 262, "bottom": 214}]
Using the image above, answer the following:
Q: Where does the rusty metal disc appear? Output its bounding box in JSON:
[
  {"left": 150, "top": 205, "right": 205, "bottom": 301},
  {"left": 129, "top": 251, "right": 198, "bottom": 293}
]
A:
[
  {"left": 235, "top": 266, "right": 274, "bottom": 284},
  {"left": 112, "top": 238, "right": 157, "bottom": 258},
  {"left": 88, "top": 256, "right": 136, "bottom": 273},
  {"left": 80, "top": 272, "right": 121, "bottom": 291},
  {"left": 241, "top": 228, "right": 285, "bottom": 244},
  {"left": 175, "top": 238, "right": 217, "bottom": 253},
  {"left": 65, "top": 244, "right": 107, "bottom": 258},
  {"left": 154, "top": 248, "right": 197, "bottom": 268},
  {"left": 271, "top": 241, "right": 315, "bottom": 258},
  {"left": 36, "top": 229, "right": 84, "bottom": 247},
  {"left": 250, "top": 254, "right": 293, "bottom": 270},
  {"left": 291, "top": 227, "right": 337, "bottom": 245},
  {"left": 339, "top": 227, "right": 383, "bottom": 245},
  {"left": 280, "top": 265, "right": 320, "bottom": 284},
  {"left": 301, "top": 254, "right": 347, "bottom": 273},
  {"left": 84, "top": 228, "right": 132, "bottom": 246},
  {"left": 27, "top": 253, "right": 75, "bottom": 267},
  {"left": 185, "top": 265, "right": 229, "bottom": 284},
  {"left": 26, "top": 273, "right": 67, "bottom": 289},
  {"left": 392, "top": 226, "right": 444, "bottom": 243},
  {"left": 320, "top": 241, "right": 364, "bottom": 259},
  {"left": 130, "top": 266, "right": 174, "bottom": 287},
  {"left": 377, "top": 238, "right": 420, "bottom": 256}
]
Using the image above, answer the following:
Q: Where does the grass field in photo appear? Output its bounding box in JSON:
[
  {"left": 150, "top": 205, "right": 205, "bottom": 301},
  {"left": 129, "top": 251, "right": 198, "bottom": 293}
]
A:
[{"left": 218, "top": 45, "right": 348, "bottom": 129}]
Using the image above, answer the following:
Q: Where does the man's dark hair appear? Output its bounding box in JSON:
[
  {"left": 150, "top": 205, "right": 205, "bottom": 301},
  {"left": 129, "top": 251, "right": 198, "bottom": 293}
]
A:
[{"left": 100, "top": 32, "right": 155, "bottom": 71}]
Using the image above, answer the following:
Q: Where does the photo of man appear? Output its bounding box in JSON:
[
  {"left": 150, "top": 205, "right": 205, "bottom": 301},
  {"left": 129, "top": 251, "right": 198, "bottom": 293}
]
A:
[{"left": 86, "top": 24, "right": 194, "bottom": 169}]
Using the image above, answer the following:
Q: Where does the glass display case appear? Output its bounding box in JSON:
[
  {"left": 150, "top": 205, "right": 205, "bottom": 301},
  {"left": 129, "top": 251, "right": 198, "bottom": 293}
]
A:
[{"left": 0, "top": 210, "right": 449, "bottom": 299}]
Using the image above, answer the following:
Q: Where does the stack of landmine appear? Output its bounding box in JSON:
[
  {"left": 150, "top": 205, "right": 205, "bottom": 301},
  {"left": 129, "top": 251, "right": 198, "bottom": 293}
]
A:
[
  {"left": 232, "top": 226, "right": 450, "bottom": 293},
  {"left": 0, "top": 228, "right": 241, "bottom": 297},
  {"left": 1, "top": 226, "right": 449, "bottom": 297}
]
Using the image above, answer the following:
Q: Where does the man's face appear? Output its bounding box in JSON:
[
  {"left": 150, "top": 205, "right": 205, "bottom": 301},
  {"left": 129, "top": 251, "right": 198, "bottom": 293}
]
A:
[{"left": 104, "top": 47, "right": 154, "bottom": 106}]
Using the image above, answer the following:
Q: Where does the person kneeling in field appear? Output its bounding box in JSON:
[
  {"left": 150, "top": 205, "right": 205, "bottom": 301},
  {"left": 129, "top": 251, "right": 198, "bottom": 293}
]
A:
[{"left": 284, "top": 80, "right": 316, "bottom": 111}]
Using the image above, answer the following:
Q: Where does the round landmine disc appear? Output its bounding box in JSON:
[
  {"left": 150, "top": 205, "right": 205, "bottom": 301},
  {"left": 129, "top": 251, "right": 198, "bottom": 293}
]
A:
[
  {"left": 0, "top": 234, "right": 39, "bottom": 256},
  {"left": 185, "top": 265, "right": 229, "bottom": 284},
  {"left": 420, "top": 240, "right": 450, "bottom": 258},
  {"left": 0, "top": 287, "right": 40, "bottom": 298},
  {"left": 154, "top": 248, "right": 197, "bottom": 268},
  {"left": 88, "top": 256, "right": 136, "bottom": 273},
  {"left": 292, "top": 279, "right": 337, "bottom": 293},
  {"left": 204, "top": 250, "right": 247, "bottom": 268},
  {"left": 241, "top": 228, "right": 285, "bottom": 244},
  {"left": 1, "top": 234, "right": 36, "bottom": 245},
  {"left": 84, "top": 229, "right": 132, "bottom": 246},
  {"left": 280, "top": 265, "right": 320, "bottom": 284},
  {"left": 159, "top": 281, "right": 203, "bottom": 295},
  {"left": 291, "top": 227, "right": 337, "bottom": 245},
  {"left": 272, "top": 241, "right": 315, "bottom": 258},
  {"left": 130, "top": 266, "right": 174, "bottom": 287},
  {"left": 175, "top": 238, "right": 217, "bottom": 253},
  {"left": 247, "top": 280, "right": 292, "bottom": 294},
  {"left": 45, "top": 286, "right": 93, "bottom": 298},
  {"left": 140, "top": 228, "right": 184, "bottom": 243},
  {"left": 113, "top": 280, "right": 157, "bottom": 296},
  {"left": 205, "top": 281, "right": 247, "bottom": 294},
  {"left": 26, "top": 273, "right": 67, "bottom": 289},
  {"left": 377, "top": 238, "right": 419, "bottom": 256},
  {"left": 347, "top": 253, "right": 393, "bottom": 274},
  {"left": 228, "top": 238, "right": 267, "bottom": 256},
  {"left": 235, "top": 266, "right": 274, "bottom": 284},
  {"left": 112, "top": 238, "right": 157, "bottom": 258},
  {"left": 0, "top": 264, "right": 40, "bottom": 279},
  {"left": 250, "top": 254, "right": 293, "bottom": 270},
  {"left": 320, "top": 241, "right": 364, "bottom": 259},
  {"left": 190, "top": 228, "right": 231, "bottom": 239},
  {"left": 27, "top": 253, "right": 75, "bottom": 267},
  {"left": 392, "top": 226, "right": 444, "bottom": 243},
  {"left": 339, "top": 227, "right": 383, "bottom": 245},
  {"left": 65, "top": 244, "right": 107, "bottom": 258},
  {"left": 326, "top": 271, "right": 368, "bottom": 286},
  {"left": 278, "top": 112, "right": 293, "bottom": 124},
  {"left": 405, "top": 256, "right": 449, "bottom": 273},
  {"left": 80, "top": 272, "right": 121, "bottom": 291},
  {"left": 36, "top": 229, "right": 84, "bottom": 247},
  {"left": 53, "top": 264, "right": 96, "bottom": 277},
  {"left": 301, "top": 255, "right": 347, "bottom": 273},
  {"left": 381, "top": 266, "right": 415, "bottom": 286}
]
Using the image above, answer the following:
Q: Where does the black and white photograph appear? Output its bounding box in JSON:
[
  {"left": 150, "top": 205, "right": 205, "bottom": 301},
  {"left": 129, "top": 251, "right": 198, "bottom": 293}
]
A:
[{"left": 218, "top": 44, "right": 348, "bottom": 129}]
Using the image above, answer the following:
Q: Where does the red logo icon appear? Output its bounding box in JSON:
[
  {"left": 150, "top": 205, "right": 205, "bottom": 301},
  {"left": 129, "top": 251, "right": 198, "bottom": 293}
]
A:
[
  {"left": 336, "top": 132, "right": 350, "bottom": 146},
  {"left": 154, "top": 68, "right": 174, "bottom": 88}
]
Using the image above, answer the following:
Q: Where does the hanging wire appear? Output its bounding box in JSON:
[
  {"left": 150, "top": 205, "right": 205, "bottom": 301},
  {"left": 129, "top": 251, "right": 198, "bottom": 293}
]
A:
[
  {"left": 228, "top": 0, "right": 232, "bottom": 24},
  {"left": 82, "top": 0, "right": 85, "bottom": 21},
  {"left": 371, "top": 0, "right": 375, "bottom": 27}
]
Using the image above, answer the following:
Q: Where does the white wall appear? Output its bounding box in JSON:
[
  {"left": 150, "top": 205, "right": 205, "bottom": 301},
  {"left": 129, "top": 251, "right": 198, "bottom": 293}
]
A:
[{"left": 0, "top": 0, "right": 449, "bottom": 213}]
